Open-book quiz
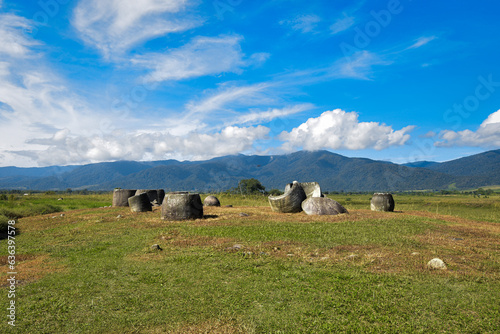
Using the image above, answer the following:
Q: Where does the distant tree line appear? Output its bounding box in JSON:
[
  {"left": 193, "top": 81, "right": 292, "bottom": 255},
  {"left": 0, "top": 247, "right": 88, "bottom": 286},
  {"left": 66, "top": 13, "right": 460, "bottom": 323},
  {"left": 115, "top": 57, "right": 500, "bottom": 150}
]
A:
[
  {"left": 0, "top": 189, "right": 110, "bottom": 196},
  {"left": 0, "top": 182, "right": 497, "bottom": 196}
]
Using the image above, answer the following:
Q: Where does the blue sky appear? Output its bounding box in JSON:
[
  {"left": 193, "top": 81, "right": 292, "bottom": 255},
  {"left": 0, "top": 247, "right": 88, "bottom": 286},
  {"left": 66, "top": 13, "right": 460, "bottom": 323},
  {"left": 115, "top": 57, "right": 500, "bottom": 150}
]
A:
[{"left": 1, "top": 0, "right": 499, "bottom": 167}]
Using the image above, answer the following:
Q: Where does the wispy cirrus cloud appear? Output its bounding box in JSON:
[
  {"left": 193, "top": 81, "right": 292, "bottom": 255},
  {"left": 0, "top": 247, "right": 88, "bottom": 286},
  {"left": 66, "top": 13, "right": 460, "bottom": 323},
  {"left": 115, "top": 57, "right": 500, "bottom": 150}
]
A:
[
  {"left": 132, "top": 35, "right": 268, "bottom": 83},
  {"left": 185, "top": 82, "right": 273, "bottom": 115},
  {"left": 232, "top": 104, "right": 314, "bottom": 126},
  {"left": 331, "top": 50, "right": 392, "bottom": 80},
  {"left": 436, "top": 110, "right": 500, "bottom": 148},
  {"left": 279, "top": 109, "right": 414, "bottom": 151},
  {"left": 330, "top": 12, "right": 356, "bottom": 35},
  {"left": 72, "top": 0, "right": 202, "bottom": 58},
  {"left": 0, "top": 9, "right": 135, "bottom": 166},
  {"left": 180, "top": 82, "right": 310, "bottom": 132},
  {"left": 405, "top": 36, "right": 438, "bottom": 50},
  {"left": 0, "top": 13, "right": 38, "bottom": 57},
  {"left": 280, "top": 14, "right": 321, "bottom": 34}
]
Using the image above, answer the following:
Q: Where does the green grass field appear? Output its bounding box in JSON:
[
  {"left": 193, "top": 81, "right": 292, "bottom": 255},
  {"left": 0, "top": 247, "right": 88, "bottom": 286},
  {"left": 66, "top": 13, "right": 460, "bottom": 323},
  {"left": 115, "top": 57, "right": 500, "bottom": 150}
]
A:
[{"left": 1, "top": 193, "right": 499, "bottom": 333}]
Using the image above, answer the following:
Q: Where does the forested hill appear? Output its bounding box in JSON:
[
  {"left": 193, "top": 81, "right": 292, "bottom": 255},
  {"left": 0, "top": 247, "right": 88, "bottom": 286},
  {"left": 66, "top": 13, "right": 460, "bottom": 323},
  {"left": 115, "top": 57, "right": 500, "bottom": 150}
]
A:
[{"left": 0, "top": 149, "right": 498, "bottom": 192}]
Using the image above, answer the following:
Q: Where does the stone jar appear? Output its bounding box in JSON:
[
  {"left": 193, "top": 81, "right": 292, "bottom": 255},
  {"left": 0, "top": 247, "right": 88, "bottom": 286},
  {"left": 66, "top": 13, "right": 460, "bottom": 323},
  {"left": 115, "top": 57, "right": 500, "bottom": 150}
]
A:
[
  {"left": 112, "top": 189, "right": 136, "bottom": 207},
  {"left": 128, "top": 193, "right": 153, "bottom": 212},
  {"left": 157, "top": 189, "right": 165, "bottom": 205},
  {"left": 370, "top": 193, "right": 395, "bottom": 212},
  {"left": 204, "top": 195, "right": 221, "bottom": 207},
  {"left": 268, "top": 181, "right": 307, "bottom": 213},
  {"left": 161, "top": 192, "right": 204, "bottom": 220},
  {"left": 135, "top": 189, "right": 159, "bottom": 203}
]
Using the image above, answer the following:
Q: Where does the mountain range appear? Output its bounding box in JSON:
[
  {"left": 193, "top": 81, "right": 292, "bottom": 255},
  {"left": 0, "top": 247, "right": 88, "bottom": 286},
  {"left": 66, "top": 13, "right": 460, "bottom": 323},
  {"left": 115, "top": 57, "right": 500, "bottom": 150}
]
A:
[{"left": 0, "top": 149, "right": 499, "bottom": 192}]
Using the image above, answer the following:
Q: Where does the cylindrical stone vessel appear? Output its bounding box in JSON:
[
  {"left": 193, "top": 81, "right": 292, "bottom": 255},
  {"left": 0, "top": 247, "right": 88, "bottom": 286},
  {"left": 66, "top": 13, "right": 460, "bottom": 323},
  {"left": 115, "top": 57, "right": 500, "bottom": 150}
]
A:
[
  {"left": 268, "top": 181, "right": 307, "bottom": 213},
  {"left": 135, "top": 189, "right": 158, "bottom": 203},
  {"left": 157, "top": 189, "right": 165, "bottom": 205},
  {"left": 370, "top": 193, "right": 395, "bottom": 212},
  {"left": 161, "top": 192, "right": 203, "bottom": 220},
  {"left": 204, "top": 195, "right": 221, "bottom": 206},
  {"left": 112, "top": 189, "right": 137, "bottom": 207},
  {"left": 128, "top": 193, "right": 153, "bottom": 212}
]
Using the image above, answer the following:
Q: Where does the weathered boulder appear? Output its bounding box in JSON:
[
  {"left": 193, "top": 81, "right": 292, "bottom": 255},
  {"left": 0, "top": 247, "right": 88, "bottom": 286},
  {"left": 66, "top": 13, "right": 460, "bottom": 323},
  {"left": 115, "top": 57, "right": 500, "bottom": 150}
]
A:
[
  {"left": 128, "top": 193, "right": 153, "bottom": 212},
  {"left": 204, "top": 195, "right": 221, "bottom": 207},
  {"left": 370, "top": 193, "right": 395, "bottom": 212},
  {"left": 112, "top": 189, "right": 136, "bottom": 207},
  {"left": 268, "top": 181, "right": 307, "bottom": 213},
  {"left": 427, "top": 258, "right": 447, "bottom": 270},
  {"left": 135, "top": 189, "right": 159, "bottom": 203},
  {"left": 161, "top": 192, "right": 203, "bottom": 220},
  {"left": 301, "top": 197, "right": 348, "bottom": 215}
]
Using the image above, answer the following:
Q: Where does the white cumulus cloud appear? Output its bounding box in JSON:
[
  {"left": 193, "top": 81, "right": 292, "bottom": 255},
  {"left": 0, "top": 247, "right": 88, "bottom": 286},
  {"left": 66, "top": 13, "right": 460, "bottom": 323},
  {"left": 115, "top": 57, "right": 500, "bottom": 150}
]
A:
[
  {"left": 436, "top": 110, "right": 500, "bottom": 148},
  {"left": 17, "top": 126, "right": 270, "bottom": 166},
  {"left": 279, "top": 109, "right": 414, "bottom": 151},
  {"left": 72, "top": 0, "right": 201, "bottom": 58}
]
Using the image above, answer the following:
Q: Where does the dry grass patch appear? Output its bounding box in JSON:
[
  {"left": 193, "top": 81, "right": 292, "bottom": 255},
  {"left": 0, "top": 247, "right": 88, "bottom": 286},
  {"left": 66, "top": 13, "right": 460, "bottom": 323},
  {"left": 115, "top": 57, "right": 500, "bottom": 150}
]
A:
[
  {"left": 147, "top": 319, "right": 245, "bottom": 334},
  {"left": 0, "top": 254, "right": 66, "bottom": 286},
  {"left": 403, "top": 210, "right": 500, "bottom": 233},
  {"left": 412, "top": 222, "right": 499, "bottom": 278}
]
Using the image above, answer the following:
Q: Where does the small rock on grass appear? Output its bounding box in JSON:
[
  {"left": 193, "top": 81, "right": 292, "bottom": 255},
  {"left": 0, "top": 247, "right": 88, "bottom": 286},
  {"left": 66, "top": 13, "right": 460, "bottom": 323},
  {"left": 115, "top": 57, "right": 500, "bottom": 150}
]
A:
[
  {"left": 427, "top": 258, "right": 447, "bottom": 270},
  {"left": 151, "top": 244, "right": 162, "bottom": 251},
  {"left": 225, "top": 244, "right": 243, "bottom": 251},
  {"left": 239, "top": 213, "right": 249, "bottom": 217}
]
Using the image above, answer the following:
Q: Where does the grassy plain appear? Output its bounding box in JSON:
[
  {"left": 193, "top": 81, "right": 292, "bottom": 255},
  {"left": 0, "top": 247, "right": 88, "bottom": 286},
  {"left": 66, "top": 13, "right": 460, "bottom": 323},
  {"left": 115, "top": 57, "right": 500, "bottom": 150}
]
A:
[{"left": 0, "top": 193, "right": 499, "bottom": 333}]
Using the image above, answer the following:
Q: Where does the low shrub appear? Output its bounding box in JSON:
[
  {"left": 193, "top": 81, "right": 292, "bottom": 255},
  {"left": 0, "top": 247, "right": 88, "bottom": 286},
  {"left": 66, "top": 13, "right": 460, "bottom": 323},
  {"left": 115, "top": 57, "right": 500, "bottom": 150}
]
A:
[{"left": 0, "top": 214, "right": 9, "bottom": 234}]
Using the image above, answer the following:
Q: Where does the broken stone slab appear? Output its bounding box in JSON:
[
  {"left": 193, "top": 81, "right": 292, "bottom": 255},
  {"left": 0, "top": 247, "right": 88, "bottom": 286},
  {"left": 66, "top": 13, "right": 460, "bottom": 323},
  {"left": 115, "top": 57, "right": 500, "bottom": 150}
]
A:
[
  {"left": 301, "top": 197, "right": 348, "bottom": 215},
  {"left": 161, "top": 192, "right": 203, "bottom": 220},
  {"left": 296, "top": 181, "right": 323, "bottom": 198},
  {"left": 112, "top": 189, "right": 137, "bottom": 207},
  {"left": 204, "top": 195, "right": 221, "bottom": 207},
  {"left": 268, "top": 181, "right": 307, "bottom": 213},
  {"left": 128, "top": 193, "right": 153, "bottom": 212},
  {"left": 370, "top": 193, "right": 395, "bottom": 212},
  {"left": 135, "top": 189, "right": 160, "bottom": 204}
]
